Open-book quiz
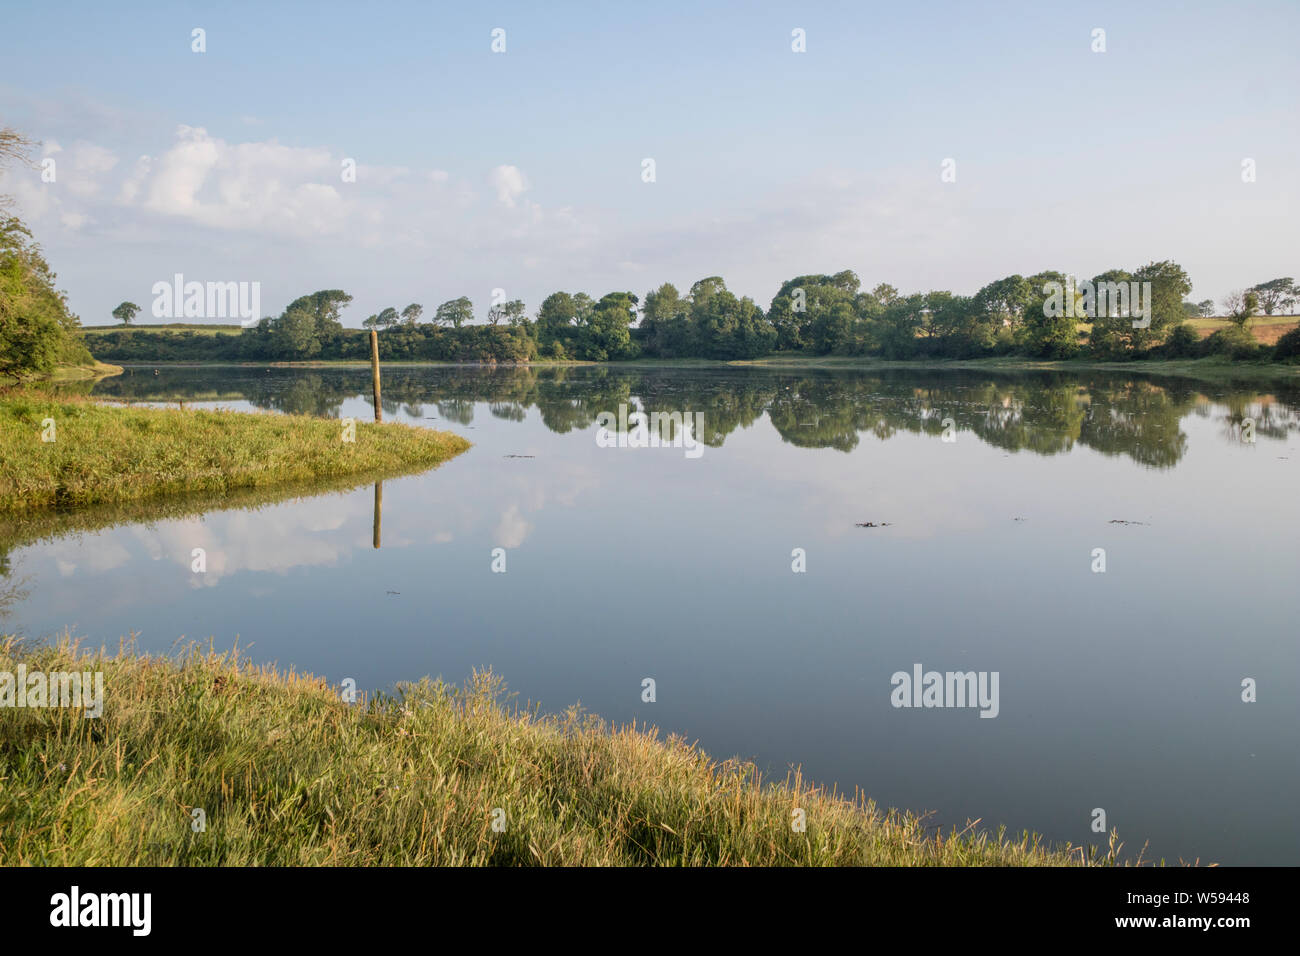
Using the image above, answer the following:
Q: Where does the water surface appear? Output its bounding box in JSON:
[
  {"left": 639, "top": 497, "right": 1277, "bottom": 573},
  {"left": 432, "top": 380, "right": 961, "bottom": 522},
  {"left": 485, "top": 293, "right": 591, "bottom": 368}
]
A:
[{"left": 4, "top": 364, "right": 1297, "bottom": 864}]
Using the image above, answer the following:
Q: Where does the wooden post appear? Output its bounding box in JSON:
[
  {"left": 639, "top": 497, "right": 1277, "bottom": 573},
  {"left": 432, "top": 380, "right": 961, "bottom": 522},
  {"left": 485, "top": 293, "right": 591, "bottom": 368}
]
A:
[
  {"left": 373, "top": 480, "right": 382, "bottom": 549},
  {"left": 370, "top": 329, "right": 382, "bottom": 422}
]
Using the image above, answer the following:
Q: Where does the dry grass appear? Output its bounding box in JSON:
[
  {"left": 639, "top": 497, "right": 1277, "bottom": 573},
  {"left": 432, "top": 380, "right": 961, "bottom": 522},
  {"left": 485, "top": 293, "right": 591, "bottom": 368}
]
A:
[
  {"left": 1186, "top": 315, "right": 1300, "bottom": 345},
  {"left": 0, "top": 637, "right": 1108, "bottom": 866}
]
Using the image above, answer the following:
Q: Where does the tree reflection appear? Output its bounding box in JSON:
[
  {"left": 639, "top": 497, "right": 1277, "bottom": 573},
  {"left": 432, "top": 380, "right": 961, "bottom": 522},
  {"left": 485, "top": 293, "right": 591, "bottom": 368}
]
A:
[{"left": 83, "top": 364, "right": 1300, "bottom": 470}]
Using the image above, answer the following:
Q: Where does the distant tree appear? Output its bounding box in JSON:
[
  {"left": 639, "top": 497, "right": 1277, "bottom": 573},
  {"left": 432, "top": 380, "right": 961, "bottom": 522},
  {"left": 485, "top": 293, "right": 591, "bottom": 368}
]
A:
[
  {"left": 362, "top": 314, "right": 379, "bottom": 329},
  {"left": 1131, "top": 260, "right": 1192, "bottom": 349},
  {"left": 974, "top": 275, "right": 1033, "bottom": 329},
  {"left": 1021, "top": 270, "right": 1080, "bottom": 358},
  {"left": 536, "top": 291, "right": 593, "bottom": 354},
  {"left": 870, "top": 283, "right": 900, "bottom": 305},
  {"left": 434, "top": 296, "right": 474, "bottom": 329},
  {"left": 926, "top": 292, "right": 991, "bottom": 356},
  {"left": 503, "top": 300, "right": 527, "bottom": 326},
  {"left": 1196, "top": 299, "right": 1216, "bottom": 318},
  {"left": 641, "top": 282, "right": 694, "bottom": 357},
  {"left": 375, "top": 307, "right": 400, "bottom": 329},
  {"left": 282, "top": 290, "right": 352, "bottom": 338},
  {"left": 112, "top": 301, "right": 141, "bottom": 326},
  {"left": 875, "top": 293, "right": 929, "bottom": 358},
  {"left": 1248, "top": 278, "right": 1296, "bottom": 316},
  {"left": 270, "top": 307, "right": 321, "bottom": 358},
  {"left": 1223, "top": 290, "right": 1259, "bottom": 329},
  {"left": 488, "top": 299, "right": 525, "bottom": 326},
  {"left": 767, "top": 272, "right": 859, "bottom": 352},
  {"left": 401, "top": 302, "right": 423, "bottom": 325},
  {"left": 583, "top": 291, "right": 639, "bottom": 360},
  {"left": 687, "top": 279, "right": 774, "bottom": 359}
]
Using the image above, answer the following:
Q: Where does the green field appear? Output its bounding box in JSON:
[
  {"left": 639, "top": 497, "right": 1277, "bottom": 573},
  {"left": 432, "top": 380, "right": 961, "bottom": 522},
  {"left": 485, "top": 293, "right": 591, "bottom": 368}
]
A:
[{"left": 0, "top": 391, "right": 470, "bottom": 513}]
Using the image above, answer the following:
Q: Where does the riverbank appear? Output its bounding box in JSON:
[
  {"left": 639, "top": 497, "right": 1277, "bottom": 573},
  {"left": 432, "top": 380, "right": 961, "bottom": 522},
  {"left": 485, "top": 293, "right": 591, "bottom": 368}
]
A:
[
  {"left": 0, "top": 391, "right": 470, "bottom": 513},
  {"left": 0, "top": 636, "right": 1101, "bottom": 866},
  {"left": 46, "top": 360, "right": 123, "bottom": 382},
  {"left": 99, "top": 354, "right": 1300, "bottom": 384}
]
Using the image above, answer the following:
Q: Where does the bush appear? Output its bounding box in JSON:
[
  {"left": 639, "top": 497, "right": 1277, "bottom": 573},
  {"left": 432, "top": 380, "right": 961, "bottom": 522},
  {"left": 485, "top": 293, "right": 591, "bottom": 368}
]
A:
[
  {"left": 1199, "top": 325, "right": 1261, "bottom": 360},
  {"left": 1164, "top": 322, "right": 1200, "bottom": 358},
  {"left": 1274, "top": 325, "right": 1300, "bottom": 361}
]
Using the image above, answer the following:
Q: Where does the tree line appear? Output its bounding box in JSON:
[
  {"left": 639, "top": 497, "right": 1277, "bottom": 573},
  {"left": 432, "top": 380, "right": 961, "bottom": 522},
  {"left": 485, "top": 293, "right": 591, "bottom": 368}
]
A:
[{"left": 91, "top": 265, "right": 1300, "bottom": 367}]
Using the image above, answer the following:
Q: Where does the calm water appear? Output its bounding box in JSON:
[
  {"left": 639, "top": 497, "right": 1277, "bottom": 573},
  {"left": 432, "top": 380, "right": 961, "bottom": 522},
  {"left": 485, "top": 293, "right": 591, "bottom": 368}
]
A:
[{"left": 5, "top": 364, "right": 1298, "bottom": 864}]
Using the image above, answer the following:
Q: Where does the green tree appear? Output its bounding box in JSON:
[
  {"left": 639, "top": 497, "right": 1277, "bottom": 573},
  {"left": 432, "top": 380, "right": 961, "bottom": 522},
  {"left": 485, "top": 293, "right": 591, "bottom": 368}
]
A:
[
  {"left": 1248, "top": 278, "right": 1296, "bottom": 316},
  {"left": 1131, "top": 260, "right": 1191, "bottom": 349},
  {"left": 974, "top": 275, "right": 1032, "bottom": 329},
  {"left": 1021, "top": 271, "right": 1079, "bottom": 358},
  {"left": 488, "top": 299, "right": 525, "bottom": 326},
  {"left": 434, "top": 296, "right": 474, "bottom": 329},
  {"left": 641, "top": 282, "right": 694, "bottom": 357},
  {"left": 271, "top": 307, "right": 322, "bottom": 358},
  {"left": 1223, "top": 290, "right": 1258, "bottom": 329},
  {"left": 874, "top": 293, "right": 928, "bottom": 358},
  {"left": 1085, "top": 268, "right": 1134, "bottom": 356},
  {"left": 926, "top": 292, "right": 992, "bottom": 356},
  {"left": 401, "top": 302, "right": 423, "bottom": 325},
  {"left": 112, "top": 301, "right": 141, "bottom": 326},
  {"left": 282, "top": 290, "right": 351, "bottom": 338},
  {"left": 767, "top": 272, "right": 860, "bottom": 353},
  {"left": 0, "top": 216, "right": 90, "bottom": 381},
  {"left": 688, "top": 279, "right": 774, "bottom": 358},
  {"left": 582, "top": 291, "right": 639, "bottom": 360},
  {"left": 870, "top": 283, "right": 900, "bottom": 305},
  {"left": 536, "top": 291, "right": 593, "bottom": 355}
]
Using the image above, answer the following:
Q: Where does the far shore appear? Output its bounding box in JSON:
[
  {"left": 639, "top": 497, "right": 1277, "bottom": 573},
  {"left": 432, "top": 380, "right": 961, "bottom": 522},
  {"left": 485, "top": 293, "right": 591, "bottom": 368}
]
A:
[{"left": 89, "top": 354, "right": 1300, "bottom": 383}]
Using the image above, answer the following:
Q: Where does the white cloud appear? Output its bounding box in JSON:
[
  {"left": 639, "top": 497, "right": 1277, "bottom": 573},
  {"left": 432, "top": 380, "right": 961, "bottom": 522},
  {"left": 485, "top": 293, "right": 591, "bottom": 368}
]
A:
[{"left": 489, "top": 164, "right": 529, "bottom": 207}]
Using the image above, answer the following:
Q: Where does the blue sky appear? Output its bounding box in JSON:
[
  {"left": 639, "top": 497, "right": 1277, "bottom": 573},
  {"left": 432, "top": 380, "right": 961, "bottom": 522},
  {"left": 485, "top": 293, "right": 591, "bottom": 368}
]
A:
[{"left": 1, "top": 0, "right": 1296, "bottom": 325}]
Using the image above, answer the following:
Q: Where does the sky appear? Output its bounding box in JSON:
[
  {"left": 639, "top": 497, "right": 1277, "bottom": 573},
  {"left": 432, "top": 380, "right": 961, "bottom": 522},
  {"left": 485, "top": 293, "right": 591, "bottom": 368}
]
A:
[{"left": 1, "top": 0, "right": 1297, "bottom": 327}]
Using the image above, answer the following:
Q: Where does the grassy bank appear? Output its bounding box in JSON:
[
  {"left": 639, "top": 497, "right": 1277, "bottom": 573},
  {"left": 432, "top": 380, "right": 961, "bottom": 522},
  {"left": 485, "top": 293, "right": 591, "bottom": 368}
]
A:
[
  {"left": 45, "top": 360, "right": 124, "bottom": 382},
  {"left": 0, "top": 637, "right": 1106, "bottom": 866},
  {"left": 0, "top": 391, "right": 470, "bottom": 513}
]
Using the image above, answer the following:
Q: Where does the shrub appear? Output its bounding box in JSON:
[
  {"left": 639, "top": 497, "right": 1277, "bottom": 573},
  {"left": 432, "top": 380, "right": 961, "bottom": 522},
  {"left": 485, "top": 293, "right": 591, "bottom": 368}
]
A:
[
  {"left": 1164, "top": 322, "right": 1199, "bottom": 358},
  {"left": 1273, "top": 325, "right": 1300, "bottom": 361},
  {"left": 1199, "top": 325, "right": 1261, "bottom": 360}
]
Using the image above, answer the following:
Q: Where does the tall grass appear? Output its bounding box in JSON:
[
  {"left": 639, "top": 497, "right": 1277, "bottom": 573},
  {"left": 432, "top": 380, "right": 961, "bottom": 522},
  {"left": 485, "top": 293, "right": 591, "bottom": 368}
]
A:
[
  {"left": 0, "top": 390, "right": 470, "bottom": 512},
  {"left": 0, "top": 637, "right": 1110, "bottom": 866}
]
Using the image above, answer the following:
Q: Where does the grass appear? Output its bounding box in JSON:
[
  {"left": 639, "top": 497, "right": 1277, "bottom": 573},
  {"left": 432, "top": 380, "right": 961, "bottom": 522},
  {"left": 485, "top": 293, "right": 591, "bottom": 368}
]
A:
[
  {"left": 0, "top": 390, "right": 470, "bottom": 513},
  {"left": 45, "top": 360, "right": 124, "bottom": 382},
  {"left": 1184, "top": 315, "right": 1298, "bottom": 345},
  {"left": 735, "top": 353, "right": 1300, "bottom": 383},
  {"left": 81, "top": 323, "right": 244, "bottom": 335},
  {"left": 0, "top": 636, "right": 1113, "bottom": 866}
]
